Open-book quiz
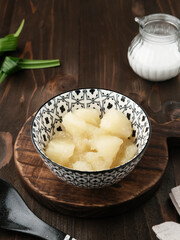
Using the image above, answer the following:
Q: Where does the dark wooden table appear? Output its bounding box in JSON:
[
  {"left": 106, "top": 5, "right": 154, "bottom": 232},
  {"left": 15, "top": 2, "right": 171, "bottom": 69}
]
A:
[{"left": 0, "top": 0, "right": 180, "bottom": 239}]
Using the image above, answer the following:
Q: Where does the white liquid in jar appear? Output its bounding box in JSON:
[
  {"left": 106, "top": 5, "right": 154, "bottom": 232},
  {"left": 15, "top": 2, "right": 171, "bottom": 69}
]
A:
[{"left": 128, "top": 39, "right": 180, "bottom": 81}]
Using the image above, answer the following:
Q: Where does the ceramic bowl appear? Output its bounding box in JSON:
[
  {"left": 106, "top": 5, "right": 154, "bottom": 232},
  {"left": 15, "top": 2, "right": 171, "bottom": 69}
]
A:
[{"left": 31, "top": 88, "right": 151, "bottom": 188}]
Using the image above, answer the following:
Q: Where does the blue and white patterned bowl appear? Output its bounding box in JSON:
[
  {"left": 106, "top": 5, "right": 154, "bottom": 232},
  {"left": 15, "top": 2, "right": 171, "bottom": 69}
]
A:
[{"left": 31, "top": 88, "right": 151, "bottom": 188}]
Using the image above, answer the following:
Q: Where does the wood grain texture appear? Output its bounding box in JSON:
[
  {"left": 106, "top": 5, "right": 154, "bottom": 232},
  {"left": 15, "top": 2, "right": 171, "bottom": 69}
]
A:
[
  {"left": 0, "top": 132, "right": 13, "bottom": 168},
  {"left": 0, "top": 0, "right": 180, "bottom": 239}
]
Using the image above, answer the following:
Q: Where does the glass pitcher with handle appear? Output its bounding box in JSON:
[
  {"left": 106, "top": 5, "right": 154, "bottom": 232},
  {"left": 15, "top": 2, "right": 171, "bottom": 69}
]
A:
[{"left": 128, "top": 13, "right": 180, "bottom": 82}]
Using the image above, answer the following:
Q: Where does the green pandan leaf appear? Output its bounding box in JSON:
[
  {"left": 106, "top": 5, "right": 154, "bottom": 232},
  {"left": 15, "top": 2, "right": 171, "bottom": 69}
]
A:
[
  {"left": 0, "top": 19, "right": 24, "bottom": 52},
  {"left": 0, "top": 56, "right": 60, "bottom": 84}
]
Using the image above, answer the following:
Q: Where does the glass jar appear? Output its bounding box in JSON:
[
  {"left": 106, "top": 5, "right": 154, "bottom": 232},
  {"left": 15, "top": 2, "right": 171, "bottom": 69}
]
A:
[{"left": 128, "top": 13, "right": 180, "bottom": 82}]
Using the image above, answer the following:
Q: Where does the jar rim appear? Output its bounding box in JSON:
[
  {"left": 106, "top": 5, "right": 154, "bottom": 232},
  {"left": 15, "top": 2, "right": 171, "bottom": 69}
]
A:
[{"left": 135, "top": 13, "right": 180, "bottom": 42}]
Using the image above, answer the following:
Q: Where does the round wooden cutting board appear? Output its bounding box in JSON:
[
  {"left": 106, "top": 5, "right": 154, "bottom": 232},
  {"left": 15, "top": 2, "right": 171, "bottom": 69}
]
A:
[{"left": 14, "top": 114, "right": 169, "bottom": 218}]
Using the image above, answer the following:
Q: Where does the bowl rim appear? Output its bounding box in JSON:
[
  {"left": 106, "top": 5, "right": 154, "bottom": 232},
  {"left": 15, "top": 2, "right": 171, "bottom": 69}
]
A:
[{"left": 31, "top": 87, "right": 152, "bottom": 174}]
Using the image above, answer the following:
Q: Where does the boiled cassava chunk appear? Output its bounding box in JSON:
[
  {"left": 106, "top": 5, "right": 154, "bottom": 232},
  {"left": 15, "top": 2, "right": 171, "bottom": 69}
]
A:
[
  {"left": 46, "top": 131, "right": 75, "bottom": 166},
  {"left": 85, "top": 124, "right": 106, "bottom": 139},
  {"left": 62, "top": 111, "right": 87, "bottom": 137},
  {"left": 73, "top": 108, "right": 100, "bottom": 126},
  {"left": 114, "top": 139, "right": 138, "bottom": 166},
  {"left": 72, "top": 160, "right": 93, "bottom": 171},
  {"left": 120, "top": 142, "right": 138, "bottom": 165},
  {"left": 83, "top": 152, "right": 109, "bottom": 171},
  {"left": 73, "top": 137, "right": 90, "bottom": 153},
  {"left": 90, "top": 135, "right": 123, "bottom": 168},
  {"left": 100, "top": 109, "right": 132, "bottom": 138}
]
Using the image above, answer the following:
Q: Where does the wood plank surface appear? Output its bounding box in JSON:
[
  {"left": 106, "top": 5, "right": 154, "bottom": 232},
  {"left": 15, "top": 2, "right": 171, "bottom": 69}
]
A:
[{"left": 0, "top": 0, "right": 180, "bottom": 239}]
